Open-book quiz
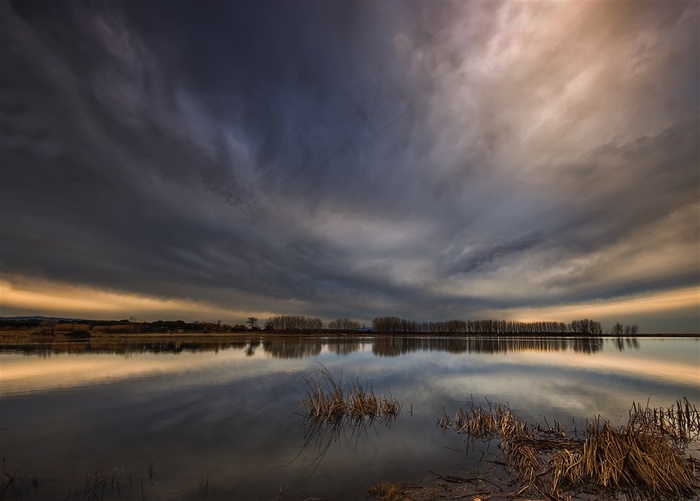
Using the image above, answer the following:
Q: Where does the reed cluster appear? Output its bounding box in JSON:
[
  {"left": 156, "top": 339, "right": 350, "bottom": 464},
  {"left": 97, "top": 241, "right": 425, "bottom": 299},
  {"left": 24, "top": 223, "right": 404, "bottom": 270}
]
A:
[
  {"left": 296, "top": 366, "right": 401, "bottom": 471},
  {"left": 630, "top": 397, "right": 700, "bottom": 443},
  {"left": 549, "top": 418, "right": 697, "bottom": 497},
  {"left": 300, "top": 366, "right": 401, "bottom": 425},
  {"left": 438, "top": 399, "right": 700, "bottom": 499},
  {"left": 438, "top": 402, "right": 527, "bottom": 440}
]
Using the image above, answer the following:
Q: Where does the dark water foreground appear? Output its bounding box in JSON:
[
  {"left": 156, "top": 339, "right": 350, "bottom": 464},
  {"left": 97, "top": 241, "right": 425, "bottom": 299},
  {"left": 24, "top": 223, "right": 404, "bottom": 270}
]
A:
[{"left": 1, "top": 336, "right": 698, "bottom": 500}]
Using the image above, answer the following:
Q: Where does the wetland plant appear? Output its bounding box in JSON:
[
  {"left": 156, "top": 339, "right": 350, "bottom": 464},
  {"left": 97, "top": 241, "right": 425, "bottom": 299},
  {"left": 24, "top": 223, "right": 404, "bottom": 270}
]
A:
[
  {"left": 438, "top": 399, "right": 700, "bottom": 500},
  {"left": 296, "top": 365, "right": 401, "bottom": 470},
  {"left": 300, "top": 365, "right": 401, "bottom": 426}
]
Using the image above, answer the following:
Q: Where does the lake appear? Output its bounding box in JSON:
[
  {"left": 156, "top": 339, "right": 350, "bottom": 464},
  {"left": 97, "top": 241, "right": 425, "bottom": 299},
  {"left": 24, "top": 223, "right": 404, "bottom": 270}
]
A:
[{"left": 1, "top": 335, "right": 698, "bottom": 500}]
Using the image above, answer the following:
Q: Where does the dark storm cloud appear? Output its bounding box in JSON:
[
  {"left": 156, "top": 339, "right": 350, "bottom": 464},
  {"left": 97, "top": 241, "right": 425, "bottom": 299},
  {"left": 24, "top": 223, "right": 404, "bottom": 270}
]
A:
[{"left": 2, "top": 0, "right": 698, "bottom": 327}]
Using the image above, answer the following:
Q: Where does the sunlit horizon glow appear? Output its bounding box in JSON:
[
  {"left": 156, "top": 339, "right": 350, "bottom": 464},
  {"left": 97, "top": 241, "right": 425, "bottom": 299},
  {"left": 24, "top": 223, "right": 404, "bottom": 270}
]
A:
[
  {"left": 2, "top": 1, "right": 698, "bottom": 331},
  {"left": 0, "top": 280, "right": 277, "bottom": 323},
  {"left": 489, "top": 286, "right": 700, "bottom": 332},
  {"left": 2, "top": 279, "right": 697, "bottom": 333}
]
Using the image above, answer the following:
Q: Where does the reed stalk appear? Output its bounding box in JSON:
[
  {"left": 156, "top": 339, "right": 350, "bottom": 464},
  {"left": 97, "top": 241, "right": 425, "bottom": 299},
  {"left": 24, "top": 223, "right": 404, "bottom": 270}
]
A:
[
  {"left": 438, "top": 399, "right": 700, "bottom": 499},
  {"left": 300, "top": 365, "right": 400, "bottom": 426}
]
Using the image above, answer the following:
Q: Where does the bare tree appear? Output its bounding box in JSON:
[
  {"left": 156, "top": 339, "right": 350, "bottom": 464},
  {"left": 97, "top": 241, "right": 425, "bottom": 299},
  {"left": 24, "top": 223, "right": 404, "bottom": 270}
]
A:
[
  {"left": 328, "top": 318, "right": 362, "bottom": 331},
  {"left": 247, "top": 317, "right": 258, "bottom": 330},
  {"left": 264, "top": 315, "right": 323, "bottom": 331}
]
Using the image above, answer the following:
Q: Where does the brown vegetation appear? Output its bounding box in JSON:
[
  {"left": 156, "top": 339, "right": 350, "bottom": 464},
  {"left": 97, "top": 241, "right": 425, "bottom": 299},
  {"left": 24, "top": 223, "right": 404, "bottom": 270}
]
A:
[
  {"left": 367, "top": 481, "right": 420, "bottom": 501},
  {"left": 300, "top": 366, "right": 401, "bottom": 426},
  {"left": 294, "top": 366, "right": 401, "bottom": 472},
  {"left": 437, "top": 399, "right": 700, "bottom": 500}
]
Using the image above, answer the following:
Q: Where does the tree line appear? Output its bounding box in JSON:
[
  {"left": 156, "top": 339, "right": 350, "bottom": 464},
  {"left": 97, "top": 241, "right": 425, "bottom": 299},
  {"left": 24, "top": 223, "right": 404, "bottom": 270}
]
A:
[
  {"left": 263, "top": 315, "right": 363, "bottom": 331},
  {"left": 235, "top": 316, "right": 634, "bottom": 335},
  {"left": 1, "top": 315, "right": 640, "bottom": 336},
  {"left": 264, "top": 315, "right": 323, "bottom": 331},
  {"left": 371, "top": 316, "right": 607, "bottom": 335},
  {"left": 611, "top": 322, "right": 639, "bottom": 335}
]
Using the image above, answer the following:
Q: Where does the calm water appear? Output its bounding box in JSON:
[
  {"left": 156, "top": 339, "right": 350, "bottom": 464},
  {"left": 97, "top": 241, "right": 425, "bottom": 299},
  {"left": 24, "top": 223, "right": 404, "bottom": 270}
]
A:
[{"left": 1, "top": 336, "right": 698, "bottom": 500}]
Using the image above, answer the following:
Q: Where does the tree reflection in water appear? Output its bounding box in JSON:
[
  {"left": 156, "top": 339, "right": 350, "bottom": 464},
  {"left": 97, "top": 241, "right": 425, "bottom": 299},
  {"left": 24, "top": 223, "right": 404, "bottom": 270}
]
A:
[
  {"left": 372, "top": 336, "right": 610, "bottom": 357},
  {"left": 613, "top": 336, "right": 640, "bottom": 351},
  {"left": 262, "top": 338, "right": 322, "bottom": 359},
  {"left": 0, "top": 335, "right": 640, "bottom": 358},
  {"left": 325, "top": 337, "right": 364, "bottom": 356},
  {"left": 0, "top": 338, "right": 253, "bottom": 357}
]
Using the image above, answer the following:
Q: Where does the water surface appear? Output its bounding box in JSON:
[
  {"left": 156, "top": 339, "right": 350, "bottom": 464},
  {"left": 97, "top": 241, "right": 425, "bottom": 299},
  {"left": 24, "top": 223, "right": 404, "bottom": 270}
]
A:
[{"left": 1, "top": 336, "right": 698, "bottom": 500}]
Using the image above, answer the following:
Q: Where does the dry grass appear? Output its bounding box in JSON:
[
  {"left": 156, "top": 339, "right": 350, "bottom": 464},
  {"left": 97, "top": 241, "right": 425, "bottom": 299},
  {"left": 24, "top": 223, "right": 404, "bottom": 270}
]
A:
[
  {"left": 630, "top": 397, "right": 700, "bottom": 443},
  {"left": 438, "top": 399, "right": 700, "bottom": 500},
  {"left": 294, "top": 365, "right": 401, "bottom": 472},
  {"left": 437, "top": 401, "right": 530, "bottom": 443},
  {"left": 549, "top": 418, "right": 697, "bottom": 497},
  {"left": 300, "top": 365, "right": 401, "bottom": 426},
  {"left": 366, "top": 481, "right": 447, "bottom": 501},
  {"left": 367, "top": 481, "right": 408, "bottom": 501}
]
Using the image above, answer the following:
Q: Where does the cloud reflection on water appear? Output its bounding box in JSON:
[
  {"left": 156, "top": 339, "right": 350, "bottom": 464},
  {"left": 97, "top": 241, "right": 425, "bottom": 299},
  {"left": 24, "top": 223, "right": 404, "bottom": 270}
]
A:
[
  {"left": 1, "top": 336, "right": 697, "bottom": 500},
  {"left": 2, "top": 336, "right": 697, "bottom": 396}
]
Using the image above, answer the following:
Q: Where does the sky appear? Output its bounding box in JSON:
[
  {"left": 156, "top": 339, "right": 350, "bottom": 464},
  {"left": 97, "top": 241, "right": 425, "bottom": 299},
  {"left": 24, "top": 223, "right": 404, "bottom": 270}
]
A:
[{"left": 2, "top": 0, "right": 699, "bottom": 333}]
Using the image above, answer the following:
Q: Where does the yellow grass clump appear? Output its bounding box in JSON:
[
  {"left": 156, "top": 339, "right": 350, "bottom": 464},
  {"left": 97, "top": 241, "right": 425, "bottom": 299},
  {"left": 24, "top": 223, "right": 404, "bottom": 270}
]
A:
[
  {"left": 438, "top": 398, "right": 700, "bottom": 500},
  {"left": 300, "top": 366, "right": 401, "bottom": 426}
]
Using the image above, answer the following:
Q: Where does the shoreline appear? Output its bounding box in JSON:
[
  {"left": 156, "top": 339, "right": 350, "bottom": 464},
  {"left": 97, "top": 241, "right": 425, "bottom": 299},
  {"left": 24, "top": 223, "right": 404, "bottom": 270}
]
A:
[{"left": 1, "top": 330, "right": 698, "bottom": 344}]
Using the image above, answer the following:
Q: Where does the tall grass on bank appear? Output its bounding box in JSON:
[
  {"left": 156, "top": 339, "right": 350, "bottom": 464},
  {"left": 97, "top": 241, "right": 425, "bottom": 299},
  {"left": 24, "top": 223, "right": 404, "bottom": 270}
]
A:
[{"left": 438, "top": 398, "right": 700, "bottom": 499}]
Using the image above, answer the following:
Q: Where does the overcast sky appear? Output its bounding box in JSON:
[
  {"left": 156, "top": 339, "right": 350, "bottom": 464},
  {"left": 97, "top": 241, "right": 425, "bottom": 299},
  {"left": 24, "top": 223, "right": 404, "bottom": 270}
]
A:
[{"left": 2, "top": 0, "right": 698, "bottom": 332}]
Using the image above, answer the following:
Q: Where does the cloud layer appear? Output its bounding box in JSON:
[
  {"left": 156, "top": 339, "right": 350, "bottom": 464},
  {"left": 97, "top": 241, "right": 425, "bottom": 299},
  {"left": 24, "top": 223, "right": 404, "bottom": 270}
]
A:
[{"left": 2, "top": 1, "right": 698, "bottom": 330}]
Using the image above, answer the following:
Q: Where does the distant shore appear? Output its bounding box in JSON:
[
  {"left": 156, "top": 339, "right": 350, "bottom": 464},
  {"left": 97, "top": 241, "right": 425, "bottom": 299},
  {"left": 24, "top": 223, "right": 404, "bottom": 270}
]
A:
[
  {"left": 0, "top": 330, "right": 698, "bottom": 346},
  {"left": 3, "top": 317, "right": 697, "bottom": 340}
]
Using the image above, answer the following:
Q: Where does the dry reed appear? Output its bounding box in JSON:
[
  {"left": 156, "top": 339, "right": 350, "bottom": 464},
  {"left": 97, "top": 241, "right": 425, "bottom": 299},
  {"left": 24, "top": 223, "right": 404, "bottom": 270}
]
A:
[
  {"left": 366, "top": 481, "right": 409, "bottom": 501},
  {"left": 300, "top": 365, "right": 401, "bottom": 426},
  {"left": 438, "top": 399, "right": 700, "bottom": 500},
  {"left": 295, "top": 365, "right": 401, "bottom": 471},
  {"left": 630, "top": 397, "right": 700, "bottom": 443}
]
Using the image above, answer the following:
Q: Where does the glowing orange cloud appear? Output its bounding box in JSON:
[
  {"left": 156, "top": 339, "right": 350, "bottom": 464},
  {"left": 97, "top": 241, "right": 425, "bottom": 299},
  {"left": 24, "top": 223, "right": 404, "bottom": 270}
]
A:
[
  {"left": 0, "top": 280, "right": 273, "bottom": 322},
  {"left": 489, "top": 286, "right": 699, "bottom": 324}
]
